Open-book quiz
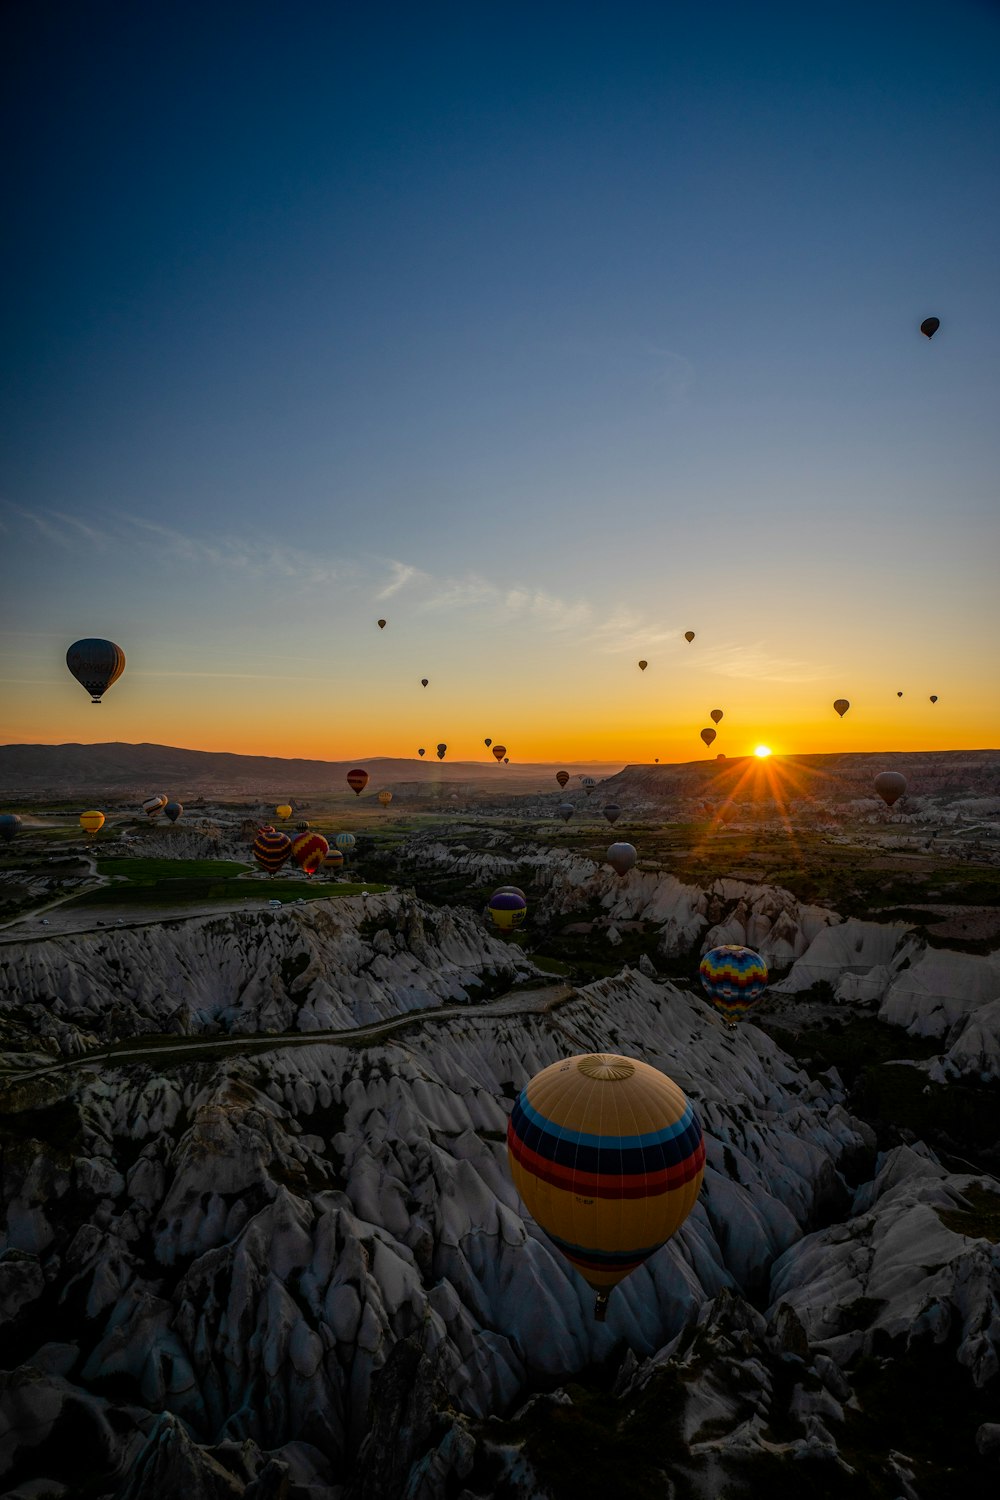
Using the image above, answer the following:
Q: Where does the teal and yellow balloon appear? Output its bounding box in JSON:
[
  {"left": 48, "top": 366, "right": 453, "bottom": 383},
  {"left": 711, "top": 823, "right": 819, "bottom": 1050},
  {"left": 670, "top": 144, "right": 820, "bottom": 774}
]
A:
[
  {"left": 507, "top": 1053, "right": 705, "bottom": 1319},
  {"left": 699, "top": 945, "right": 768, "bottom": 1028}
]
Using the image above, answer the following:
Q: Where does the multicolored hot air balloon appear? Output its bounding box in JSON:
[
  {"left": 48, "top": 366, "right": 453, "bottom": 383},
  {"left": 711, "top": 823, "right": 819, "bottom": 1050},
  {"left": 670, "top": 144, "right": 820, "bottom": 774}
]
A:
[
  {"left": 492, "top": 745, "right": 506, "bottom": 762},
  {"left": 275, "top": 805, "right": 292, "bottom": 820},
  {"left": 700, "top": 728, "right": 716, "bottom": 747},
  {"left": 253, "top": 826, "right": 292, "bottom": 874},
  {"left": 684, "top": 631, "right": 695, "bottom": 643},
  {"left": 66, "top": 639, "right": 126, "bottom": 704},
  {"left": 79, "top": 810, "right": 105, "bottom": 836},
  {"left": 606, "top": 841, "right": 636, "bottom": 876},
  {"left": 291, "top": 830, "right": 329, "bottom": 876},
  {"left": 581, "top": 776, "right": 596, "bottom": 796},
  {"left": 556, "top": 803, "right": 574, "bottom": 823},
  {"left": 164, "top": 801, "right": 182, "bottom": 824},
  {"left": 833, "top": 699, "right": 850, "bottom": 718},
  {"left": 507, "top": 1053, "right": 705, "bottom": 1319},
  {"left": 347, "top": 769, "right": 369, "bottom": 796},
  {"left": 377, "top": 619, "right": 387, "bottom": 629},
  {"left": 488, "top": 889, "right": 526, "bottom": 931},
  {"left": 142, "top": 795, "right": 168, "bottom": 820},
  {"left": 603, "top": 804, "right": 622, "bottom": 826},
  {"left": 335, "top": 832, "right": 356, "bottom": 853},
  {"left": 378, "top": 790, "right": 393, "bottom": 807},
  {"left": 296, "top": 821, "right": 310, "bottom": 832},
  {"left": 920, "top": 317, "right": 940, "bottom": 339},
  {"left": 323, "top": 847, "right": 345, "bottom": 870},
  {"left": 638, "top": 660, "right": 647, "bottom": 672},
  {"left": 437, "top": 743, "right": 447, "bottom": 760},
  {"left": 0, "top": 814, "right": 23, "bottom": 843},
  {"left": 710, "top": 709, "right": 723, "bottom": 724},
  {"left": 556, "top": 771, "right": 570, "bottom": 788},
  {"left": 699, "top": 945, "right": 768, "bottom": 1029},
  {"left": 874, "top": 771, "right": 907, "bottom": 808}
]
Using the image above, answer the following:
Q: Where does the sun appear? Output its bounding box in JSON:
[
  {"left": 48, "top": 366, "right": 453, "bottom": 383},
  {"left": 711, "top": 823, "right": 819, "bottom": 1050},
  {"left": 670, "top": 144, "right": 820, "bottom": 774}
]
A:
[{"left": 754, "top": 745, "right": 772, "bottom": 758}]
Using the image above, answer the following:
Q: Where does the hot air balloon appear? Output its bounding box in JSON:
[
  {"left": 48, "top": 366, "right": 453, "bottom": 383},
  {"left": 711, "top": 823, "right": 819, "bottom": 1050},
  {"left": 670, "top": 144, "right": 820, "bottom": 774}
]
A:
[
  {"left": 896, "top": 692, "right": 903, "bottom": 699},
  {"left": 253, "top": 826, "right": 292, "bottom": 874},
  {"left": 638, "top": 660, "right": 647, "bottom": 672},
  {"left": 507, "top": 1053, "right": 705, "bottom": 1320},
  {"left": 581, "top": 776, "right": 596, "bottom": 796},
  {"left": 699, "top": 945, "right": 768, "bottom": 1029},
  {"left": 710, "top": 709, "right": 723, "bottom": 725},
  {"left": 833, "top": 699, "right": 850, "bottom": 718},
  {"left": 79, "top": 810, "right": 105, "bottom": 836},
  {"left": 335, "top": 832, "right": 356, "bottom": 853},
  {"left": 65, "top": 639, "right": 126, "bottom": 704},
  {"left": 556, "top": 803, "right": 574, "bottom": 822},
  {"left": 291, "top": 830, "right": 329, "bottom": 876},
  {"left": 556, "top": 771, "right": 570, "bottom": 788},
  {"left": 494, "top": 885, "right": 527, "bottom": 901},
  {"left": 684, "top": 631, "right": 695, "bottom": 643},
  {"left": 323, "top": 847, "right": 345, "bottom": 870},
  {"left": 347, "top": 769, "right": 369, "bottom": 796},
  {"left": 920, "top": 317, "right": 940, "bottom": 339},
  {"left": 492, "top": 745, "right": 506, "bottom": 762},
  {"left": 700, "top": 728, "right": 716, "bottom": 747},
  {"left": 142, "top": 794, "right": 168, "bottom": 820},
  {"left": 603, "top": 804, "right": 622, "bottom": 826},
  {"left": 488, "top": 889, "right": 526, "bottom": 931},
  {"left": 418, "top": 748, "right": 425, "bottom": 757},
  {"left": 437, "top": 743, "right": 447, "bottom": 760},
  {"left": 0, "top": 814, "right": 23, "bottom": 843},
  {"left": 292, "top": 821, "right": 308, "bottom": 834},
  {"left": 929, "top": 695, "right": 938, "bottom": 704},
  {"left": 378, "top": 790, "right": 393, "bottom": 807},
  {"left": 164, "top": 801, "right": 182, "bottom": 824},
  {"left": 606, "top": 841, "right": 636, "bottom": 877},
  {"left": 874, "top": 771, "right": 907, "bottom": 808},
  {"left": 377, "top": 619, "right": 387, "bottom": 629},
  {"left": 275, "top": 805, "right": 292, "bottom": 820},
  {"left": 484, "top": 739, "right": 492, "bottom": 748},
  {"left": 421, "top": 679, "right": 429, "bottom": 688},
  {"left": 504, "top": 757, "right": 509, "bottom": 764}
]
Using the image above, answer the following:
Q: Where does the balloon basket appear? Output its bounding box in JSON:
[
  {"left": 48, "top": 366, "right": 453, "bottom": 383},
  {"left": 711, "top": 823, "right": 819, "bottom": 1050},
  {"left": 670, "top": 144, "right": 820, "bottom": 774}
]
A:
[{"left": 594, "top": 1291, "right": 609, "bottom": 1322}]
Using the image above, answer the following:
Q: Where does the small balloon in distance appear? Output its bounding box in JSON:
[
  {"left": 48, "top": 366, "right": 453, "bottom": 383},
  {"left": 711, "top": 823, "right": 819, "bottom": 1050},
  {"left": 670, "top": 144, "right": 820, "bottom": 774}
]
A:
[
  {"left": 833, "top": 699, "right": 850, "bottom": 718},
  {"left": 700, "top": 728, "right": 716, "bottom": 747},
  {"left": 920, "top": 317, "right": 940, "bottom": 339},
  {"left": 66, "top": 638, "right": 126, "bottom": 704}
]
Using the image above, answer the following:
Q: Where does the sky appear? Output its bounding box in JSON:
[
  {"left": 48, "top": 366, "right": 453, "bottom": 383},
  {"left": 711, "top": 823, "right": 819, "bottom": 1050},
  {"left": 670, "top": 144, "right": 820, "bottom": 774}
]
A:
[{"left": 2, "top": 0, "right": 998, "bottom": 765}]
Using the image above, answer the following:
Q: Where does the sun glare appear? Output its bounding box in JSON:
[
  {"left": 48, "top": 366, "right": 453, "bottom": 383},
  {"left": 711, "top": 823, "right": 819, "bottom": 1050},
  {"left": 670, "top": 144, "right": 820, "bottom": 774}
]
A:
[{"left": 754, "top": 745, "right": 772, "bottom": 758}]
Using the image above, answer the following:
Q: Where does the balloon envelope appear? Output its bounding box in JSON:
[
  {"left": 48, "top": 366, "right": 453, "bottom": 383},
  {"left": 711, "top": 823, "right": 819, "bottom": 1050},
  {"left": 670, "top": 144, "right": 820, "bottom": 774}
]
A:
[
  {"left": 253, "top": 826, "right": 292, "bottom": 873},
  {"left": 606, "top": 841, "right": 636, "bottom": 876},
  {"left": 556, "top": 803, "right": 574, "bottom": 822},
  {"left": 142, "top": 794, "right": 168, "bottom": 819},
  {"left": 437, "top": 743, "right": 447, "bottom": 759},
  {"left": 555, "top": 771, "right": 570, "bottom": 788},
  {"left": 0, "top": 814, "right": 23, "bottom": 843},
  {"left": 275, "top": 805, "right": 292, "bottom": 820},
  {"left": 637, "top": 660, "right": 647, "bottom": 671},
  {"left": 79, "top": 810, "right": 105, "bottom": 835},
  {"left": 874, "top": 771, "right": 907, "bottom": 808},
  {"left": 488, "top": 890, "right": 526, "bottom": 931},
  {"left": 684, "top": 631, "right": 695, "bottom": 643},
  {"left": 581, "top": 776, "right": 596, "bottom": 795},
  {"left": 929, "top": 695, "right": 938, "bottom": 704},
  {"left": 66, "top": 638, "right": 126, "bottom": 704},
  {"left": 418, "top": 748, "right": 425, "bottom": 756},
  {"left": 710, "top": 709, "right": 723, "bottom": 724},
  {"left": 484, "top": 738, "right": 492, "bottom": 747},
  {"left": 699, "top": 945, "right": 768, "bottom": 1026},
  {"left": 323, "top": 847, "right": 345, "bottom": 869},
  {"left": 602, "top": 804, "right": 622, "bottom": 826},
  {"left": 347, "top": 769, "right": 369, "bottom": 796},
  {"left": 833, "top": 699, "right": 850, "bottom": 718},
  {"left": 377, "top": 790, "right": 393, "bottom": 807},
  {"left": 920, "top": 317, "right": 940, "bottom": 339},
  {"left": 291, "top": 830, "right": 329, "bottom": 876},
  {"left": 700, "top": 728, "right": 716, "bottom": 747},
  {"left": 377, "top": 619, "right": 386, "bottom": 629},
  {"left": 507, "top": 1053, "right": 705, "bottom": 1307},
  {"left": 421, "top": 679, "right": 428, "bottom": 687},
  {"left": 164, "top": 801, "right": 182, "bottom": 824},
  {"left": 334, "top": 832, "right": 356, "bottom": 852},
  {"left": 492, "top": 745, "right": 506, "bottom": 762}
]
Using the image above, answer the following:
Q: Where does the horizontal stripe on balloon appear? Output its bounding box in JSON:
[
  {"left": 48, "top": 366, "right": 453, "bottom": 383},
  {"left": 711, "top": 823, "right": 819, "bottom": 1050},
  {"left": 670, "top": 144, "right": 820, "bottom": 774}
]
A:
[
  {"left": 508, "top": 1124, "right": 705, "bottom": 1198},
  {"left": 546, "top": 1230, "right": 668, "bottom": 1271},
  {"left": 510, "top": 1097, "right": 703, "bottom": 1179},
  {"left": 514, "top": 1091, "right": 696, "bottom": 1152}
]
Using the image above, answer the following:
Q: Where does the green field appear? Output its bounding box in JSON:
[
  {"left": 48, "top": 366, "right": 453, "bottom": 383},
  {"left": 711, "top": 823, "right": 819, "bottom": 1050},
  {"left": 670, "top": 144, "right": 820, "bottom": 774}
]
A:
[
  {"left": 97, "top": 857, "right": 250, "bottom": 882},
  {"left": 62, "top": 876, "right": 389, "bottom": 910}
]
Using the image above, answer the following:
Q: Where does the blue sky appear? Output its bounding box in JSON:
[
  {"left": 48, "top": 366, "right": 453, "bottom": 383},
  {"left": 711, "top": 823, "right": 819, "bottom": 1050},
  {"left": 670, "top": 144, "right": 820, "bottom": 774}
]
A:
[{"left": 2, "top": 0, "right": 998, "bottom": 759}]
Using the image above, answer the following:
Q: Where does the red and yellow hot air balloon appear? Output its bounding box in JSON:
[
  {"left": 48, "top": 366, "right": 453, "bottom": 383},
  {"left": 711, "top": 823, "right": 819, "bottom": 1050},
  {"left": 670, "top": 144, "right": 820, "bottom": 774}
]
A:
[
  {"left": 507, "top": 1053, "right": 705, "bottom": 1319},
  {"left": 291, "top": 830, "right": 330, "bottom": 876},
  {"left": 253, "top": 826, "right": 292, "bottom": 874},
  {"left": 347, "top": 768, "right": 369, "bottom": 796}
]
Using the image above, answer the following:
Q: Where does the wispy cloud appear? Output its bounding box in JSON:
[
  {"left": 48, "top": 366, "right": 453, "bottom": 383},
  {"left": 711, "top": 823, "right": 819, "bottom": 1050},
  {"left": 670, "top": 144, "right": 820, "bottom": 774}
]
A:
[
  {"left": 374, "top": 559, "right": 425, "bottom": 601},
  {"left": 694, "top": 640, "right": 834, "bottom": 684}
]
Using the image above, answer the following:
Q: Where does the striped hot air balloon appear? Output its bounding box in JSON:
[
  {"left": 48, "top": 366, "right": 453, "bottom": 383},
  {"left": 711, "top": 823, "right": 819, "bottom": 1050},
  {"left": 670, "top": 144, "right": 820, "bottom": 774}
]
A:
[
  {"left": 335, "top": 832, "right": 356, "bottom": 853},
  {"left": 347, "top": 769, "right": 369, "bottom": 796},
  {"left": 492, "top": 745, "right": 506, "bottom": 762},
  {"left": 322, "top": 847, "right": 345, "bottom": 870},
  {"left": 142, "top": 795, "right": 168, "bottom": 820},
  {"left": 488, "top": 889, "right": 526, "bottom": 931},
  {"left": 291, "top": 830, "right": 329, "bottom": 876},
  {"left": 507, "top": 1053, "right": 705, "bottom": 1320},
  {"left": 556, "top": 771, "right": 570, "bottom": 788},
  {"left": 253, "top": 826, "right": 292, "bottom": 874},
  {"left": 698, "top": 945, "right": 768, "bottom": 1028},
  {"left": 79, "top": 811, "right": 105, "bottom": 836}
]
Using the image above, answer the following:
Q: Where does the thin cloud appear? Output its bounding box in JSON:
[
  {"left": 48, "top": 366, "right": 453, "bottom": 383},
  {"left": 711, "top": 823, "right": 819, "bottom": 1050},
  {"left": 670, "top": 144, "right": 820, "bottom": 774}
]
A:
[{"left": 374, "top": 559, "right": 425, "bottom": 601}]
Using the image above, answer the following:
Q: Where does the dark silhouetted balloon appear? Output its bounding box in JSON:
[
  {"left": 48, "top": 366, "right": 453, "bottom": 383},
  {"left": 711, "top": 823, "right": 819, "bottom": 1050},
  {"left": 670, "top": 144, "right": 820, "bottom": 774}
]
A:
[
  {"left": 418, "top": 748, "right": 425, "bottom": 756},
  {"left": 484, "top": 738, "right": 492, "bottom": 747},
  {"left": 833, "top": 699, "right": 850, "bottom": 718},
  {"left": 421, "top": 678, "right": 428, "bottom": 687},
  {"left": 556, "top": 803, "right": 574, "bottom": 822},
  {"left": 377, "top": 619, "right": 386, "bottom": 629},
  {"left": 929, "top": 695, "right": 938, "bottom": 704},
  {"left": 437, "top": 743, "right": 447, "bottom": 759},
  {"left": 638, "top": 660, "right": 647, "bottom": 671},
  {"left": 66, "top": 639, "right": 126, "bottom": 704},
  {"left": 603, "top": 804, "right": 622, "bottom": 826},
  {"left": 874, "top": 772, "right": 907, "bottom": 808},
  {"left": 684, "top": 631, "right": 695, "bottom": 643},
  {"left": 347, "top": 768, "right": 369, "bottom": 795},
  {"left": 556, "top": 770, "right": 570, "bottom": 788},
  {"left": 164, "top": 801, "right": 182, "bottom": 824},
  {"left": 492, "top": 745, "right": 506, "bottom": 762},
  {"left": 296, "top": 820, "right": 309, "bottom": 832},
  {"left": 710, "top": 709, "right": 723, "bottom": 724},
  {"left": 920, "top": 317, "right": 940, "bottom": 339},
  {"left": 606, "top": 841, "right": 636, "bottom": 876},
  {"left": 897, "top": 692, "right": 903, "bottom": 698},
  {"left": 0, "top": 814, "right": 22, "bottom": 843},
  {"left": 700, "top": 728, "right": 716, "bottom": 747},
  {"left": 495, "top": 885, "right": 527, "bottom": 901}
]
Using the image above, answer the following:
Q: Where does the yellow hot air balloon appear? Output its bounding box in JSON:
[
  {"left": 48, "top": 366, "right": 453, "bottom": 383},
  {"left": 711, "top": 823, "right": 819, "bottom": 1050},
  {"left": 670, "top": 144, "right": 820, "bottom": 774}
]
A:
[
  {"left": 378, "top": 790, "right": 393, "bottom": 807},
  {"left": 507, "top": 1054, "right": 705, "bottom": 1320},
  {"left": 275, "top": 805, "right": 292, "bottom": 820},
  {"left": 79, "top": 811, "right": 105, "bottom": 836}
]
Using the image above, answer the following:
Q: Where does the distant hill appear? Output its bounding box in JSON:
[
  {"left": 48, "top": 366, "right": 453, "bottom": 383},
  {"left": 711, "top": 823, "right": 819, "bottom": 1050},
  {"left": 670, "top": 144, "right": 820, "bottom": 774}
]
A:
[{"left": 0, "top": 742, "right": 625, "bottom": 799}]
